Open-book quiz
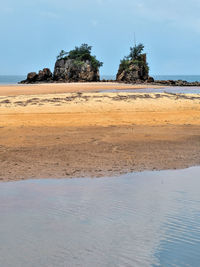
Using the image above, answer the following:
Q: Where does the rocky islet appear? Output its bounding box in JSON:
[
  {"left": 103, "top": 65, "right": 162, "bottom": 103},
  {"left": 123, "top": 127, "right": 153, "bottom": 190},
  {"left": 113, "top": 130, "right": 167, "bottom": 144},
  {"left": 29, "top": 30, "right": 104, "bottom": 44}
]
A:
[{"left": 20, "top": 43, "right": 200, "bottom": 86}]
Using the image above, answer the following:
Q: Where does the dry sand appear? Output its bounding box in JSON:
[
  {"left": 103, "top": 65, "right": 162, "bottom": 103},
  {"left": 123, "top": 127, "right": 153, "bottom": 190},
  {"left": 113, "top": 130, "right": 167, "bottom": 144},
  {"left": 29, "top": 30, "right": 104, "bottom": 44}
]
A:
[{"left": 0, "top": 82, "right": 200, "bottom": 181}]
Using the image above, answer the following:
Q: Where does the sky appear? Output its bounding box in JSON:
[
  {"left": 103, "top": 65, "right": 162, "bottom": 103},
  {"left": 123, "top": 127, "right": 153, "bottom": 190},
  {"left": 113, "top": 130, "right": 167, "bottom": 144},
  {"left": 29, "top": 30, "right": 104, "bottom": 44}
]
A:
[{"left": 1, "top": 0, "right": 200, "bottom": 76}]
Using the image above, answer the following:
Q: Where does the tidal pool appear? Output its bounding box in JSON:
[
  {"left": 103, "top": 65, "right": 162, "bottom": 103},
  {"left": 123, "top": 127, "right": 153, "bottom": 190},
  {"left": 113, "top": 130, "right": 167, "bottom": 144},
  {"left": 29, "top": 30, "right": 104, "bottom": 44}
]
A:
[
  {"left": 100, "top": 86, "right": 200, "bottom": 94},
  {"left": 0, "top": 167, "right": 200, "bottom": 267}
]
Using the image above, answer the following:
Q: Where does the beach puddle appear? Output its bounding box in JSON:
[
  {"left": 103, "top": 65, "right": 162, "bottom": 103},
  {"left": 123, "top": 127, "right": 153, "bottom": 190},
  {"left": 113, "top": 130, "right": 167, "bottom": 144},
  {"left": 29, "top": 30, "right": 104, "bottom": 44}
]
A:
[
  {"left": 1, "top": 167, "right": 200, "bottom": 266},
  {"left": 100, "top": 86, "right": 200, "bottom": 94}
]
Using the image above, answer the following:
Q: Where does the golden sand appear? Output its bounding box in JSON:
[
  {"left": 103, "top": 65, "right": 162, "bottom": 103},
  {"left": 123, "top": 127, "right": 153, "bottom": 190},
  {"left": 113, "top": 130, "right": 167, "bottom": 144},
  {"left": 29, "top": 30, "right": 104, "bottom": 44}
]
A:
[{"left": 0, "top": 83, "right": 200, "bottom": 181}]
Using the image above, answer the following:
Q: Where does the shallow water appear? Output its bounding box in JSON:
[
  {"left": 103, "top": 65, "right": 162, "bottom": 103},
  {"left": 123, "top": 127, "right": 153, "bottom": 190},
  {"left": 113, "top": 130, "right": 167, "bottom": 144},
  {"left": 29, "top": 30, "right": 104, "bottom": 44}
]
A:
[
  {"left": 100, "top": 86, "right": 200, "bottom": 94},
  {"left": 1, "top": 167, "right": 200, "bottom": 266}
]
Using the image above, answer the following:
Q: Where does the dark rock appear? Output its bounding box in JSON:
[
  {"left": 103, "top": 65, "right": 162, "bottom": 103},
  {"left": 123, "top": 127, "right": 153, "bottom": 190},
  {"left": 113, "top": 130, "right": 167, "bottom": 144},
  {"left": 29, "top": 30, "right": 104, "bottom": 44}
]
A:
[
  {"left": 116, "top": 54, "right": 149, "bottom": 83},
  {"left": 37, "top": 68, "right": 53, "bottom": 81},
  {"left": 22, "top": 72, "right": 38, "bottom": 83},
  {"left": 53, "top": 59, "right": 100, "bottom": 82},
  {"left": 150, "top": 79, "right": 200, "bottom": 86},
  {"left": 147, "top": 76, "right": 154, "bottom": 83},
  {"left": 20, "top": 72, "right": 37, "bottom": 83},
  {"left": 20, "top": 68, "right": 52, "bottom": 84}
]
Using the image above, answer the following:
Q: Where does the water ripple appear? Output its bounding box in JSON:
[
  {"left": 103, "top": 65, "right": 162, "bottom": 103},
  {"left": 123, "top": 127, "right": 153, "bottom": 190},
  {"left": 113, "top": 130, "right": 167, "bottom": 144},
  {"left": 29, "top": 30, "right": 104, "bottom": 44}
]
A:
[{"left": 0, "top": 167, "right": 200, "bottom": 266}]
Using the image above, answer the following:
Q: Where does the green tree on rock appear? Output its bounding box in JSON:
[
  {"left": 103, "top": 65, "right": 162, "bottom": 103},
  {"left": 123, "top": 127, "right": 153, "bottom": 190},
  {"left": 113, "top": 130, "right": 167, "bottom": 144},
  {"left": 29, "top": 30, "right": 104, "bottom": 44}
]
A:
[
  {"left": 57, "top": 50, "right": 68, "bottom": 60},
  {"left": 128, "top": 43, "right": 145, "bottom": 60},
  {"left": 119, "top": 43, "right": 149, "bottom": 74},
  {"left": 56, "top": 44, "right": 103, "bottom": 70},
  {"left": 117, "top": 43, "right": 149, "bottom": 82}
]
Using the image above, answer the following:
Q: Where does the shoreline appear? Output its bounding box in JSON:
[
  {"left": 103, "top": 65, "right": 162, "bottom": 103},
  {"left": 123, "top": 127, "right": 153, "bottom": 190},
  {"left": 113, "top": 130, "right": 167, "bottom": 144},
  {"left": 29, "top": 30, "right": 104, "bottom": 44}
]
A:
[
  {"left": 2, "top": 165, "right": 200, "bottom": 183},
  {"left": 0, "top": 83, "right": 200, "bottom": 181},
  {"left": 0, "top": 82, "right": 164, "bottom": 96}
]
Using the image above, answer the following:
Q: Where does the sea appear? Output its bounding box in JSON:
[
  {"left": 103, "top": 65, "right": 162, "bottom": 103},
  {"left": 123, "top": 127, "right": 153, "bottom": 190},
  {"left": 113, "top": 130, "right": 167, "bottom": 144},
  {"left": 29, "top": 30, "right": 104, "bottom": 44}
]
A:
[
  {"left": 1, "top": 75, "right": 200, "bottom": 85},
  {"left": 0, "top": 75, "right": 26, "bottom": 85}
]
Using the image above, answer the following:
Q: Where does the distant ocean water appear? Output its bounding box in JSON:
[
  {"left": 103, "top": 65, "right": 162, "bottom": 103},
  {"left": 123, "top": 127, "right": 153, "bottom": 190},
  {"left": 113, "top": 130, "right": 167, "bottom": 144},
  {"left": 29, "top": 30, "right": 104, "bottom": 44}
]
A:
[
  {"left": 153, "top": 75, "right": 200, "bottom": 83},
  {"left": 0, "top": 75, "right": 26, "bottom": 85},
  {"left": 1, "top": 75, "right": 200, "bottom": 84}
]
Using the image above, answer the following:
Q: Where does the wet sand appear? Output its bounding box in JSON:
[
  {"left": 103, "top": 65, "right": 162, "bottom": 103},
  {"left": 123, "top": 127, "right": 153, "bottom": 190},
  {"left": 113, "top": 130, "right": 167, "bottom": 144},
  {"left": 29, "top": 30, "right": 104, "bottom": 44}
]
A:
[
  {"left": 0, "top": 83, "right": 200, "bottom": 181},
  {"left": 0, "top": 82, "right": 163, "bottom": 96}
]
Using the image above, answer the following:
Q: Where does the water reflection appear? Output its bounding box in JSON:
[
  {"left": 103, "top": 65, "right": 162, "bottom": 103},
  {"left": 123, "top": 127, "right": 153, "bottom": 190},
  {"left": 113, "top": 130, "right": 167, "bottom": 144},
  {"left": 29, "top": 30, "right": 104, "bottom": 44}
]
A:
[
  {"left": 0, "top": 167, "right": 200, "bottom": 266},
  {"left": 100, "top": 87, "right": 200, "bottom": 94}
]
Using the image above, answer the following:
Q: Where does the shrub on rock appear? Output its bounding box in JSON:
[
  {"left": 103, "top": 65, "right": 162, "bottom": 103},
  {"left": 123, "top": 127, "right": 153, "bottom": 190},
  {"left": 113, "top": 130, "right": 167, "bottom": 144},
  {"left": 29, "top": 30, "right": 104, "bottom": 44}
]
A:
[
  {"left": 54, "top": 44, "right": 103, "bottom": 82},
  {"left": 116, "top": 43, "right": 149, "bottom": 83}
]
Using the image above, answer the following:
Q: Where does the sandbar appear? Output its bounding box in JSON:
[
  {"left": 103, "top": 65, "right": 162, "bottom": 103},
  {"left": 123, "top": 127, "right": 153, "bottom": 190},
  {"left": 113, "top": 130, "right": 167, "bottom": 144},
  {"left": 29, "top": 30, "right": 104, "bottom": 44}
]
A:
[{"left": 0, "top": 83, "right": 200, "bottom": 181}]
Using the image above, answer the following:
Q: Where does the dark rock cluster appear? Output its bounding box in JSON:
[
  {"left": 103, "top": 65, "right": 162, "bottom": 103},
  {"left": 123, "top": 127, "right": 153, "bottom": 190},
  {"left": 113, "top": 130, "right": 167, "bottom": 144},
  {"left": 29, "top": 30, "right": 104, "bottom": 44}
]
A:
[
  {"left": 20, "top": 58, "right": 200, "bottom": 86},
  {"left": 20, "top": 68, "right": 53, "bottom": 84},
  {"left": 152, "top": 80, "right": 200, "bottom": 86},
  {"left": 20, "top": 59, "right": 100, "bottom": 84}
]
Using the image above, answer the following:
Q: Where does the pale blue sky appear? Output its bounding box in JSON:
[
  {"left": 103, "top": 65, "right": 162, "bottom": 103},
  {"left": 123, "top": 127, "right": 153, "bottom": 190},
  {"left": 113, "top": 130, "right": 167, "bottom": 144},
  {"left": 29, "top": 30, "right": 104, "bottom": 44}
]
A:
[{"left": 1, "top": 0, "right": 200, "bottom": 76}]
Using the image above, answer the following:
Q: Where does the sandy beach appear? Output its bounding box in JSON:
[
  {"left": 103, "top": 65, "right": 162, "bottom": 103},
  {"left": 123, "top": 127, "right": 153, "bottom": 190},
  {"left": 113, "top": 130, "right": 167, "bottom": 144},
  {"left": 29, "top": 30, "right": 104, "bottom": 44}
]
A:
[
  {"left": 0, "top": 82, "right": 162, "bottom": 96},
  {"left": 0, "top": 82, "right": 200, "bottom": 181}
]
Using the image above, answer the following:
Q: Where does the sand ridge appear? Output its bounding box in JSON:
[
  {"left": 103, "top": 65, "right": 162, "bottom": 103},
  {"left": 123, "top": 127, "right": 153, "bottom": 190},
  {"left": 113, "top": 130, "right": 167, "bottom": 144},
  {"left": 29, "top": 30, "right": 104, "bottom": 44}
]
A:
[{"left": 0, "top": 92, "right": 200, "bottom": 127}]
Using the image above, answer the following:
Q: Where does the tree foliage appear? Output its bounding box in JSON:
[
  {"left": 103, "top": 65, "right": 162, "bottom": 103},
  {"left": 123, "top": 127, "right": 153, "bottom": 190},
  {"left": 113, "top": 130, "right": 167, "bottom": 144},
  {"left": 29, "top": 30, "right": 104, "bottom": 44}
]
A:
[
  {"left": 57, "top": 44, "right": 103, "bottom": 70},
  {"left": 128, "top": 43, "right": 144, "bottom": 60},
  {"left": 57, "top": 50, "right": 68, "bottom": 60},
  {"left": 119, "top": 43, "right": 149, "bottom": 74}
]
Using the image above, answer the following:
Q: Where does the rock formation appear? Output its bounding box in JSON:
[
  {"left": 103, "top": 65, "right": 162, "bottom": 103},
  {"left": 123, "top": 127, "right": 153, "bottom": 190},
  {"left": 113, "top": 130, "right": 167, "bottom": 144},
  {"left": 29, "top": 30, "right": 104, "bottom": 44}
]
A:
[
  {"left": 20, "top": 68, "right": 53, "bottom": 84},
  {"left": 116, "top": 43, "right": 152, "bottom": 83},
  {"left": 116, "top": 60, "right": 149, "bottom": 83},
  {"left": 20, "top": 44, "right": 102, "bottom": 84},
  {"left": 152, "top": 79, "right": 200, "bottom": 86},
  {"left": 116, "top": 54, "right": 149, "bottom": 83},
  {"left": 53, "top": 59, "right": 100, "bottom": 82}
]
